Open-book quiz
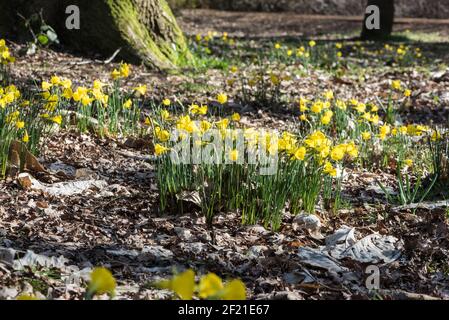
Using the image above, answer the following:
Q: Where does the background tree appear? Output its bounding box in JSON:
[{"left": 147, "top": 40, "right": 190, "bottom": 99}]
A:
[
  {"left": 0, "top": 0, "right": 191, "bottom": 69},
  {"left": 361, "top": 0, "right": 395, "bottom": 40}
]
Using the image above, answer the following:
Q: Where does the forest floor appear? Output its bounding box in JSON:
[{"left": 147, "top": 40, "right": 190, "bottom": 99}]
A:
[{"left": 1, "top": 11, "right": 449, "bottom": 300}]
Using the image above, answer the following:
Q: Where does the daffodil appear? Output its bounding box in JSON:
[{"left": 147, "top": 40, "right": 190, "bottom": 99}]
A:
[
  {"left": 161, "top": 109, "right": 170, "bottom": 121},
  {"left": 155, "top": 127, "right": 170, "bottom": 142},
  {"left": 20, "top": 100, "right": 30, "bottom": 108},
  {"left": 217, "top": 93, "right": 228, "bottom": 105},
  {"left": 87, "top": 267, "right": 116, "bottom": 298},
  {"left": 189, "top": 104, "right": 207, "bottom": 115},
  {"left": 15, "top": 120, "right": 25, "bottom": 129},
  {"left": 330, "top": 145, "right": 345, "bottom": 161},
  {"left": 51, "top": 115, "right": 62, "bottom": 126},
  {"left": 16, "top": 295, "right": 39, "bottom": 300},
  {"left": 0, "top": 39, "right": 15, "bottom": 64},
  {"left": 62, "top": 88, "right": 73, "bottom": 100},
  {"left": 50, "top": 75, "right": 61, "bottom": 85},
  {"left": 361, "top": 112, "right": 372, "bottom": 122},
  {"left": 41, "top": 81, "right": 52, "bottom": 91},
  {"left": 293, "top": 146, "right": 306, "bottom": 161},
  {"left": 198, "top": 273, "right": 224, "bottom": 299},
  {"left": 134, "top": 84, "right": 147, "bottom": 96},
  {"left": 355, "top": 103, "right": 366, "bottom": 113},
  {"left": 391, "top": 80, "right": 402, "bottom": 91},
  {"left": 299, "top": 97, "right": 309, "bottom": 112},
  {"left": 23, "top": 131, "right": 29, "bottom": 143},
  {"left": 323, "top": 161, "right": 337, "bottom": 177},
  {"left": 111, "top": 69, "right": 120, "bottom": 80},
  {"left": 177, "top": 115, "right": 198, "bottom": 133},
  {"left": 399, "top": 126, "right": 408, "bottom": 135},
  {"left": 321, "top": 115, "right": 332, "bottom": 125},
  {"left": 81, "top": 95, "right": 93, "bottom": 106},
  {"left": 431, "top": 130, "right": 442, "bottom": 141},
  {"left": 407, "top": 124, "right": 428, "bottom": 136},
  {"left": 61, "top": 78, "right": 72, "bottom": 89},
  {"left": 344, "top": 142, "right": 358, "bottom": 158},
  {"left": 158, "top": 269, "right": 195, "bottom": 300},
  {"left": 154, "top": 143, "right": 170, "bottom": 156},
  {"left": 119, "top": 63, "right": 130, "bottom": 78},
  {"left": 270, "top": 74, "right": 280, "bottom": 86},
  {"left": 200, "top": 120, "right": 212, "bottom": 133},
  {"left": 404, "top": 159, "right": 413, "bottom": 167},
  {"left": 93, "top": 79, "right": 105, "bottom": 90},
  {"left": 311, "top": 101, "right": 323, "bottom": 114},
  {"left": 361, "top": 131, "right": 371, "bottom": 141},
  {"left": 378, "top": 124, "right": 391, "bottom": 140},
  {"left": 218, "top": 279, "right": 246, "bottom": 300},
  {"left": 229, "top": 149, "right": 239, "bottom": 162},
  {"left": 72, "top": 86, "right": 88, "bottom": 102},
  {"left": 216, "top": 118, "right": 229, "bottom": 131},
  {"left": 305, "top": 131, "right": 330, "bottom": 152},
  {"left": 123, "top": 99, "right": 132, "bottom": 109},
  {"left": 230, "top": 66, "right": 238, "bottom": 73},
  {"left": 324, "top": 90, "right": 334, "bottom": 100}
]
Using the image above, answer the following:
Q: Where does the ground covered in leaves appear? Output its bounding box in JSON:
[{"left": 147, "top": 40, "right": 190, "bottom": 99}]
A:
[{"left": 1, "top": 10, "right": 449, "bottom": 300}]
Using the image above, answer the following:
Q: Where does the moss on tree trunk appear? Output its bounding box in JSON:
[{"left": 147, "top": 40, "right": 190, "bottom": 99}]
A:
[{"left": 0, "top": 0, "right": 191, "bottom": 69}]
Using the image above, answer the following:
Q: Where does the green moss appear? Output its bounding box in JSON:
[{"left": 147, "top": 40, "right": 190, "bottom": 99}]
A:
[{"left": 105, "top": 0, "right": 191, "bottom": 69}]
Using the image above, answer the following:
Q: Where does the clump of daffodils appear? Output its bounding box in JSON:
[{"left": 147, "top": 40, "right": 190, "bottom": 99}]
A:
[{"left": 0, "top": 39, "right": 15, "bottom": 65}]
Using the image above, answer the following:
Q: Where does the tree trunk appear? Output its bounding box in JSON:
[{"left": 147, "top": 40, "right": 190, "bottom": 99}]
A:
[
  {"left": 0, "top": 0, "right": 191, "bottom": 69},
  {"left": 361, "top": 0, "right": 395, "bottom": 40}
]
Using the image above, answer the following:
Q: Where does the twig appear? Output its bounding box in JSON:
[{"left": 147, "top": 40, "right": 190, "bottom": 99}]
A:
[
  {"left": 17, "top": 12, "right": 37, "bottom": 42},
  {"left": 102, "top": 48, "right": 122, "bottom": 64}
]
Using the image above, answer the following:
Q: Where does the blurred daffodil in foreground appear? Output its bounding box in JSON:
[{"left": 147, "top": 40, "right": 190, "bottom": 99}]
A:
[
  {"left": 16, "top": 295, "right": 40, "bottom": 300},
  {"left": 156, "top": 269, "right": 196, "bottom": 300},
  {"left": 217, "top": 93, "right": 228, "bottom": 105},
  {"left": 86, "top": 267, "right": 117, "bottom": 299}
]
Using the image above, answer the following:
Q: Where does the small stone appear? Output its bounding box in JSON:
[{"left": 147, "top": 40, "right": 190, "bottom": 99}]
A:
[
  {"left": 0, "top": 247, "right": 16, "bottom": 266},
  {"left": 246, "top": 245, "right": 268, "bottom": 259},
  {"left": 0, "top": 287, "right": 19, "bottom": 299},
  {"left": 174, "top": 227, "right": 193, "bottom": 241},
  {"left": 138, "top": 246, "right": 173, "bottom": 262},
  {"left": 292, "top": 213, "right": 323, "bottom": 239}
]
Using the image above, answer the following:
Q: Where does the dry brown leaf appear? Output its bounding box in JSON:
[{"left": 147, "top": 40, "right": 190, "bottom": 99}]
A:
[{"left": 8, "top": 140, "right": 47, "bottom": 174}]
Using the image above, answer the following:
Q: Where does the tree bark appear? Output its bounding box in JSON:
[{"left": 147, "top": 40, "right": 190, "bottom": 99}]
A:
[
  {"left": 361, "top": 0, "right": 395, "bottom": 40},
  {"left": 0, "top": 0, "right": 191, "bottom": 70}
]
